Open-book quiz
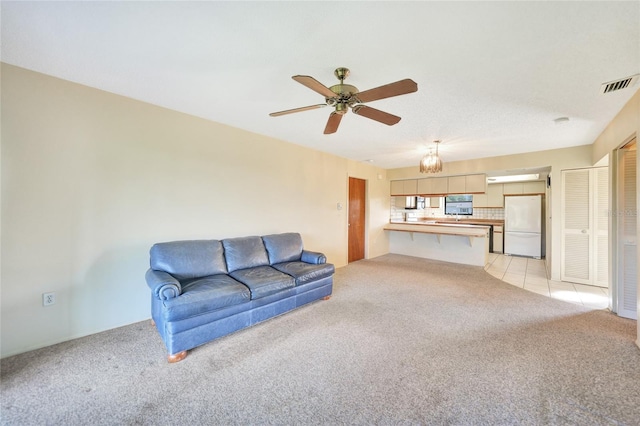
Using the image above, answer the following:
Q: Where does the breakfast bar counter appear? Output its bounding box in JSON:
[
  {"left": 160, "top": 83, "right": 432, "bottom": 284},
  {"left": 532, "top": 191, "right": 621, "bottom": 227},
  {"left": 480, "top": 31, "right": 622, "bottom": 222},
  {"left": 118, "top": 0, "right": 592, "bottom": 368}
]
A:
[{"left": 384, "top": 221, "right": 490, "bottom": 266}]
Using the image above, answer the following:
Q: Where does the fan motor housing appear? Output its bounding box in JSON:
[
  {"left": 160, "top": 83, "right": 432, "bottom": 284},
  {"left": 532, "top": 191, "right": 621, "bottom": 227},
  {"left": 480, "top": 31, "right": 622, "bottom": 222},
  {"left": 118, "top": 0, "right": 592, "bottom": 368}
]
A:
[
  {"left": 329, "top": 84, "right": 358, "bottom": 97},
  {"left": 328, "top": 84, "right": 359, "bottom": 109}
]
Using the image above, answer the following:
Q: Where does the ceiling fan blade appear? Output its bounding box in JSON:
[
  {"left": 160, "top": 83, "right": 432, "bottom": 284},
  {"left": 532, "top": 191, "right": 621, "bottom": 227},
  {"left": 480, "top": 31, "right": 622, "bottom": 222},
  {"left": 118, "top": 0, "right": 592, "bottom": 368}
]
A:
[
  {"left": 355, "top": 79, "right": 418, "bottom": 103},
  {"left": 352, "top": 105, "right": 401, "bottom": 126},
  {"left": 269, "top": 104, "right": 327, "bottom": 117},
  {"left": 292, "top": 75, "right": 336, "bottom": 98},
  {"left": 324, "top": 112, "right": 343, "bottom": 134}
]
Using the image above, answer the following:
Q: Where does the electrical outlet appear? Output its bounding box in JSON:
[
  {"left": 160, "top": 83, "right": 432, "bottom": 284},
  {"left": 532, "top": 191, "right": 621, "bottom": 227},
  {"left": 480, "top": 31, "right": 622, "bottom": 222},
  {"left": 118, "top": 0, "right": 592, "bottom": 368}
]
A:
[{"left": 43, "top": 292, "right": 56, "bottom": 306}]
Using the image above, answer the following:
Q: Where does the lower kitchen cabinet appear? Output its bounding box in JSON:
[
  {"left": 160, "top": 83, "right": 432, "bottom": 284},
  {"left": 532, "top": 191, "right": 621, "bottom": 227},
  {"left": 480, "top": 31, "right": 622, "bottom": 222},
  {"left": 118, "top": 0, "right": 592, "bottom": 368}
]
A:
[{"left": 493, "top": 225, "right": 503, "bottom": 253}]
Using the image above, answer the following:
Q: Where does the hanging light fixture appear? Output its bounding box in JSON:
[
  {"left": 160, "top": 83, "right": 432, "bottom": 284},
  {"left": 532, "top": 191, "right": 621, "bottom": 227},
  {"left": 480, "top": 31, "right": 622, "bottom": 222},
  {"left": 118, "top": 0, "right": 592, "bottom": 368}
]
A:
[{"left": 419, "top": 140, "right": 443, "bottom": 173}]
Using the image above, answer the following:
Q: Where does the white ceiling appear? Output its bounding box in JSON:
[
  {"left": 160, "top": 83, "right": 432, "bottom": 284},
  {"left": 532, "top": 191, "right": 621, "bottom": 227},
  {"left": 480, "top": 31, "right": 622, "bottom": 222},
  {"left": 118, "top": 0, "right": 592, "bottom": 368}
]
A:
[{"left": 2, "top": 1, "right": 639, "bottom": 169}]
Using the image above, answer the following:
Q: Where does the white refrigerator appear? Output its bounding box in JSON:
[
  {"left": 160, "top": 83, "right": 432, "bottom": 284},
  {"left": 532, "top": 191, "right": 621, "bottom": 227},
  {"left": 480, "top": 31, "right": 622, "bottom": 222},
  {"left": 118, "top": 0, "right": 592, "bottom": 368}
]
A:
[{"left": 504, "top": 195, "right": 542, "bottom": 258}]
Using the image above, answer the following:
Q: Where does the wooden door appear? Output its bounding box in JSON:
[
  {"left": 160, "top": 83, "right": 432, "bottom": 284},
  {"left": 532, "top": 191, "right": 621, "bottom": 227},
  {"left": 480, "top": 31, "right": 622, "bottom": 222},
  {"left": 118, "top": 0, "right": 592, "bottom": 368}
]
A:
[{"left": 348, "top": 177, "right": 366, "bottom": 263}]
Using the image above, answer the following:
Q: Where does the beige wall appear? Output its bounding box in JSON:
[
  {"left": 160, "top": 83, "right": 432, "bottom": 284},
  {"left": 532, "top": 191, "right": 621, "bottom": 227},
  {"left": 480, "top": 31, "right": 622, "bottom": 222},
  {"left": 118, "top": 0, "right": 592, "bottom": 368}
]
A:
[
  {"left": 592, "top": 89, "right": 640, "bottom": 165},
  {"left": 3, "top": 62, "right": 637, "bottom": 358},
  {"left": 388, "top": 145, "right": 594, "bottom": 281},
  {"left": 592, "top": 89, "right": 639, "bottom": 347},
  {"left": 0, "top": 64, "right": 389, "bottom": 357}
]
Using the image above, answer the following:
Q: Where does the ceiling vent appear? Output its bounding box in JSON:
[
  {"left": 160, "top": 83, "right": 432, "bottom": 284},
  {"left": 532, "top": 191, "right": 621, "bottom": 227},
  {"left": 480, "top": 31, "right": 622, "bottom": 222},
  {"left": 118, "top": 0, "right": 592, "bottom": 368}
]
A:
[{"left": 600, "top": 74, "right": 639, "bottom": 94}]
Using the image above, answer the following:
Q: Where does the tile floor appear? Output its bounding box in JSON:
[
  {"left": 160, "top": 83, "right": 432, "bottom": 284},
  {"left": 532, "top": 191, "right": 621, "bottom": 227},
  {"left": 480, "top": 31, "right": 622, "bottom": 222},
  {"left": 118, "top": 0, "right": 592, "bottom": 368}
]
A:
[{"left": 485, "top": 253, "right": 609, "bottom": 310}]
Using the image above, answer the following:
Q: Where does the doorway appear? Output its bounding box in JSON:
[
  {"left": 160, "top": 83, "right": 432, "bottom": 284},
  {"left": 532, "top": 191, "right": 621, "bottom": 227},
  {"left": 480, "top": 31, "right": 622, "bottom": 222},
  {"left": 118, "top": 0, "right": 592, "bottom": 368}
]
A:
[{"left": 348, "top": 177, "right": 366, "bottom": 263}]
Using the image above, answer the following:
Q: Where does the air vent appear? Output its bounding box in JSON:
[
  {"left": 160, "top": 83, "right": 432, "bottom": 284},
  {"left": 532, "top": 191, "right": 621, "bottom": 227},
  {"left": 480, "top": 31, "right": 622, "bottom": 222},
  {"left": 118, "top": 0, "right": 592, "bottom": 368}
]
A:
[{"left": 600, "top": 74, "right": 639, "bottom": 94}]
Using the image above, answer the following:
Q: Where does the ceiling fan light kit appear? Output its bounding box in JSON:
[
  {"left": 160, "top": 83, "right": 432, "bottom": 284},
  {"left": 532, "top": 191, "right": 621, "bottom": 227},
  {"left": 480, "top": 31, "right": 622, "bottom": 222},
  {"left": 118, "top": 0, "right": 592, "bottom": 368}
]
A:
[
  {"left": 270, "top": 67, "right": 418, "bottom": 134},
  {"left": 420, "top": 140, "right": 443, "bottom": 174}
]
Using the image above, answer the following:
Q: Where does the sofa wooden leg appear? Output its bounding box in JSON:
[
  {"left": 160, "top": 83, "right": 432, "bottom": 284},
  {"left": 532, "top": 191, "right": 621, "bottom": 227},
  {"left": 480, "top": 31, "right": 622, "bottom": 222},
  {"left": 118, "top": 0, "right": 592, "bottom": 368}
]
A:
[
  {"left": 322, "top": 295, "right": 331, "bottom": 300},
  {"left": 168, "top": 351, "right": 187, "bottom": 363}
]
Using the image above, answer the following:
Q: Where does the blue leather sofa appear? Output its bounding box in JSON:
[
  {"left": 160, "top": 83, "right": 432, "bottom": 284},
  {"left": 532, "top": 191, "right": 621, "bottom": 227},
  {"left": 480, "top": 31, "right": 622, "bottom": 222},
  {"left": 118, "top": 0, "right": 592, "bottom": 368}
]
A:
[{"left": 145, "top": 233, "right": 334, "bottom": 362}]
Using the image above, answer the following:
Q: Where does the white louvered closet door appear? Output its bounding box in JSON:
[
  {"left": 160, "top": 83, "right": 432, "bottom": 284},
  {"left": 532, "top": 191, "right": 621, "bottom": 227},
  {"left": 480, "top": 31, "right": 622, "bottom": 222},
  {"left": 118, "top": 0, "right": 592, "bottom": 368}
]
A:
[
  {"left": 594, "top": 167, "right": 609, "bottom": 288},
  {"left": 562, "top": 169, "right": 592, "bottom": 284},
  {"left": 618, "top": 144, "right": 637, "bottom": 319}
]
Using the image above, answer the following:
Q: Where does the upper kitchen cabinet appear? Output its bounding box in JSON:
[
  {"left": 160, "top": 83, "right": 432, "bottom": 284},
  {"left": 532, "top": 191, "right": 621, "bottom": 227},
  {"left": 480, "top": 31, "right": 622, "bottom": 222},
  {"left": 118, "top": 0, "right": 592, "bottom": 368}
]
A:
[
  {"left": 390, "top": 179, "right": 418, "bottom": 196},
  {"left": 523, "top": 181, "right": 546, "bottom": 194},
  {"left": 395, "top": 174, "right": 486, "bottom": 197},
  {"left": 503, "top": 181, "right": 546, "bottom": 195},
  {"left": 502, "top": 182, "right": 519, "bottom": 194},
  {"left": 390, "top": 180, "right": 403, "bottom": 195},
  {"left": 487, "top": 184, "right": 504, "bottom": 207},
  {"left": 466, "top": 174, "right": 487, "bottom": 193},
  {"left": 474, "top": 183, "right": 504, "bottom": 207},
  {"left": 448, "top": 174, "right": 486, "bottom": 194},
  {"left": 472, "top": 192, "right": 487, "bottom": 208},
  {"left": 417, "top": 177, "right": 448, "bottom": 195},
  {"left": 447, "top": 176, "right": 466, "bottom": 194}
]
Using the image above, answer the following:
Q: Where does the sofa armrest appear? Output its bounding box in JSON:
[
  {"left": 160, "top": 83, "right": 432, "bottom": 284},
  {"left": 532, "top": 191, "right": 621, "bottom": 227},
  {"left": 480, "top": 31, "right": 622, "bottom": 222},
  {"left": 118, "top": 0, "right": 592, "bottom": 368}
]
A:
[
  {"left": 146, "top": 269, "right": 182, "bottom": 300},
  {"left": 301, "top": 250, "right": 326, "bottom": 264}
]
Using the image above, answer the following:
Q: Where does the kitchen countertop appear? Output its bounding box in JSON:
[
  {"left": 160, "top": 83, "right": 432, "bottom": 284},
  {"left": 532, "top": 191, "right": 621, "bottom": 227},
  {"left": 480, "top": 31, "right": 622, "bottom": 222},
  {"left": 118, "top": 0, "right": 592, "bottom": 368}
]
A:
[
  {"left": 391, "top": 218, "right": 504, "bottom": 226},
  {"left": 385, "top": 221, "right": 490, "bottom": 238},
  {"left": 385, "top": 220, "right": 492, "bottom": 267}
]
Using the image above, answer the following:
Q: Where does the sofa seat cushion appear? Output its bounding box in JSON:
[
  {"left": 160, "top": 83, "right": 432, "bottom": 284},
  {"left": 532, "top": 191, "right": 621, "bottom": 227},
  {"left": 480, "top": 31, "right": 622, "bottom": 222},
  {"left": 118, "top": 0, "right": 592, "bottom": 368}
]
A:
[
  {"left": 272, "top": 262, "right": 336, "bottom": 285},
  {"left": 163, "top": 274, "right": 250, "bottom": 322},
  {"left": 230, "top": 266, "right": 295, "bottom": 300}
]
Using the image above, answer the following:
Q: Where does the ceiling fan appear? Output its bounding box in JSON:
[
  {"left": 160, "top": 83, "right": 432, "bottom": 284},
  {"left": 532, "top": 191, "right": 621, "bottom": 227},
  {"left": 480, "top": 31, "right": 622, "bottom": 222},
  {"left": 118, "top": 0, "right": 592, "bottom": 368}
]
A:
[{"left": 269, "top": 67, "right": 418, "bottom": 134}]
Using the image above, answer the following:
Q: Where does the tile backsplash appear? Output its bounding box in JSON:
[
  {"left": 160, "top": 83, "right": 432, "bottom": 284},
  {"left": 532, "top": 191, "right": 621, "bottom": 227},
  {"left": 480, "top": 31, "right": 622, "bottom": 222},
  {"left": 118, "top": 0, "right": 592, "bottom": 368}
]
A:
[
  {"left": 390, "top": 197, "right": 504, "bottom": 221},
  {"left": 469, "top": 207, "right": 505, "bottom": 220}
]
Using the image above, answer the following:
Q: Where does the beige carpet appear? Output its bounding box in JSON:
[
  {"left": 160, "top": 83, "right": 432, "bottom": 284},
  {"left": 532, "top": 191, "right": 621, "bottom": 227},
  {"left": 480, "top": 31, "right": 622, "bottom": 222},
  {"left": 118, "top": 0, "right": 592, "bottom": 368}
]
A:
[{"left": 2, "top": 254, "right": 639, "bottom": 425}]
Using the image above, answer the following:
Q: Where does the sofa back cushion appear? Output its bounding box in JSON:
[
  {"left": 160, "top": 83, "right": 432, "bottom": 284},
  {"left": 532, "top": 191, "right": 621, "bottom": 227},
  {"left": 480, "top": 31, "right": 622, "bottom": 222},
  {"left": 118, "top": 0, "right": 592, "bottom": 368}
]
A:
[
  {"left": 262, "top": 233, "right": 303, "bottom": 265},
  {"left": 150, "top": 240, "right": 227, "bottom": 280},
  {"left": 222, "top": 236, "right": 269, "bottom": 272}
]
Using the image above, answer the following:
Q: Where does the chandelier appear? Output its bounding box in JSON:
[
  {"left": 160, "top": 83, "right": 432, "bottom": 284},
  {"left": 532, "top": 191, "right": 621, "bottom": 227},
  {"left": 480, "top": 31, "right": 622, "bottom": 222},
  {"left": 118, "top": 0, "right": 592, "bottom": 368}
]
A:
[{"left": 419, "top": 140, "right": 443, "bottom": 173}]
